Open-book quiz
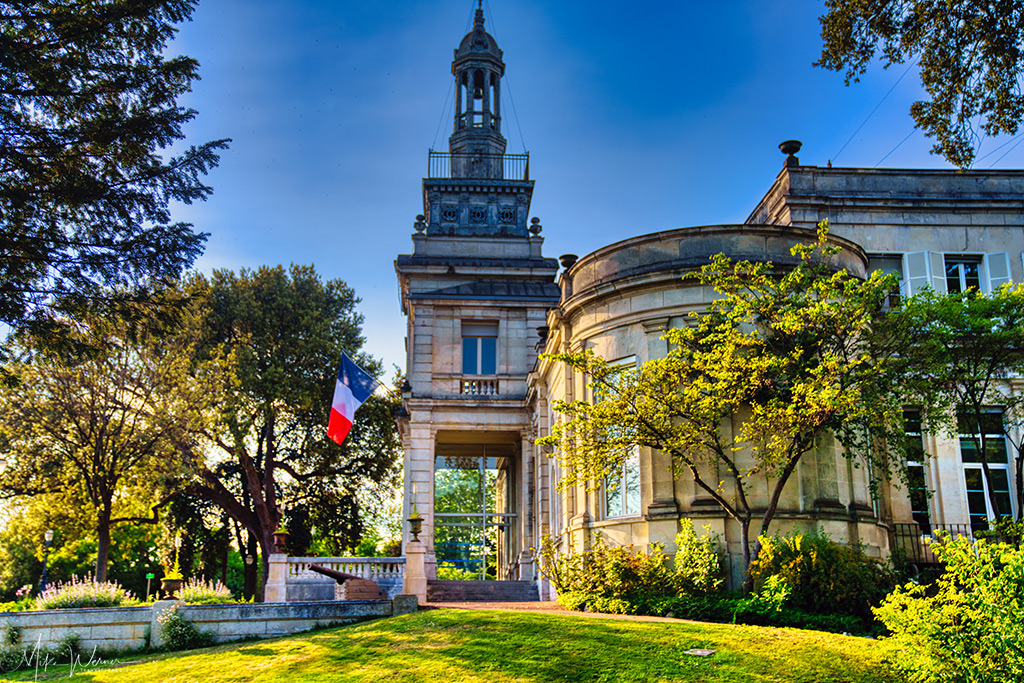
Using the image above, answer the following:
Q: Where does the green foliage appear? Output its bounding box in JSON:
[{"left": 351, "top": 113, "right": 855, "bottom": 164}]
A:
[
  {"left": 0, "top": 599, "right": 31, "bottom": 614},
  {"left": 0, "top": 311, "right": 201, "bottom": 582},
  {"left": 436, "top": 562, "right": 479, "bottom": 581},
  {"left": 0, "top": 0, "right": 228, "bottom": 343},
  {"left": 874, "top": 534, "right": 1024, "bottom": 682},
  {"left": 539, "top": 224, "right": 908, "bottom": 580},
  {"left": 35, "top": 575, "right": 135, "bottom": 609},
  {"left": 158, "top": 605, "right": 215, "bottom": 651},
  {"left": 539, "top": 535, "right": 679, "bottom": 615},
  {"left": 538, "top": 523, "right": 723, "bottom": 615},
  {"left": 817, "top": 0, "right": 1024, "bottom": 168},
  {"left": 674, "top": 523, "right": 724, "bottom": 595},
  {"left": 177, "top": 266, "right": 402, "bottom": 592},
  {"left": 0, "top": 623, "right": 19, "bottom": 646},
  {"left": 177, "top": 578, "right": 235, "bottom": 605},
  {"left": 976, "top": 518, "right": 1024, "bottom": 545},
  {"left": 895, "top": 285, "right": 1024, "bottom": 521},
  {"left": 749, "top": 531, "right": 894, "bottom": 620}
]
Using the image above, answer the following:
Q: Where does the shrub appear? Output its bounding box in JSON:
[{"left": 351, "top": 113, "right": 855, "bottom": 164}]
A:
[
  {"left": 749, "top": 530, "right": 894, "bottom": 619},
  {"left": 177, "top": 578, "right": 235, "bottom": 605},
  {"left": 34, "top": 575, "right": 135, "bottom": 609},
  {"left": 874, "top": 534, "right": 1024, "bottom": 682},
  {"left": 673, "top": 523, "right": 723, "bottom": 595},
  {"left": 158, "top": 605, "right": 215, "bottom": 651},
  {"left": 436, "top": 562, "right": 479, "bottom": 581},
  {"left": 537, "top": 521, "right": 722, "bottom": 615}
]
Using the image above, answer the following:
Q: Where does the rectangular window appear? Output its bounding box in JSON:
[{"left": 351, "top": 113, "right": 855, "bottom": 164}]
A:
[
  {"left": 903, "top": 410, "right": 931, "bottom": 533},
  {"left": 870, "top": 256, "right": 903, "bottom": 309},
  {"left": 945, "top": 256, "right": 982, "bottom": 293},
  {"left": 462, "top": 322, "right": 497, "bottom": 375},
  {"left": 594, "top": 355, "right": 640, "bottom": 519},
  {"left": 605, "top": 447, "right": 641, "bottom": 518},
  {"left": 959, "top": 409, "right": 1013, "bottom": 531}
]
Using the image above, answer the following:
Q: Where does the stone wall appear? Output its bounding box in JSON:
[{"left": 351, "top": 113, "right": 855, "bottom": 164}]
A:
[{"left": 0, "top": 596, "right": 417, "bottom": 653}]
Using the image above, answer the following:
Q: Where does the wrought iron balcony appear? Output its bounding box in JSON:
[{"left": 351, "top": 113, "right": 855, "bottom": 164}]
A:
[
  {"left": 892, "top": 522, "right": 974, "bottom": 565},
  {"left": 428, "top": 151, "right": 530, "bottom": 181}
]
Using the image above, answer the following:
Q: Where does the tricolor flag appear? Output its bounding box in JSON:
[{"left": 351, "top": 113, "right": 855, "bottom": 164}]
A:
[{"left": 327, "top": 352, "right": 379, "bottom": 445}]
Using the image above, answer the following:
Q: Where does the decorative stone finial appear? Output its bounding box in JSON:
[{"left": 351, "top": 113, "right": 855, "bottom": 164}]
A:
[
  {"left": 529, "top": 216, "right": 542, "bottom": 235},
  {"left": 559, "top": 254, "right": 578, "bottom": 268},
  {"left": 779, "top": 140, "right": 802, "bottom": 167},
  {"left": 414, "top": 214, "right": 426, "bottom": 233}
]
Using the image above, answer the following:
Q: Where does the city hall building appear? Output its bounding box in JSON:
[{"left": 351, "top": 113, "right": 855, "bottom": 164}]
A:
[{"left": 394, "top": 7, "right": 1024, "bottom": 597}]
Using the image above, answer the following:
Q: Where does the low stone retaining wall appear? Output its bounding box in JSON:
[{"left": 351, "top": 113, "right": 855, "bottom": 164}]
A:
[{"left": 0, "top": 596, "right": 417, "bottom": 653}]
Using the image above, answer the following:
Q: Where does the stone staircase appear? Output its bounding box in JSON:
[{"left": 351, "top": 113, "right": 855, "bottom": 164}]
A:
[{"left": 426, "top": 580, "right": 539, "bottom": 603}]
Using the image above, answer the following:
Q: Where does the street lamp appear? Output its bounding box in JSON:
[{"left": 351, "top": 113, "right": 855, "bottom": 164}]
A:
[{"left": 38, "top": 529, "right": 53, "bottom": 594}]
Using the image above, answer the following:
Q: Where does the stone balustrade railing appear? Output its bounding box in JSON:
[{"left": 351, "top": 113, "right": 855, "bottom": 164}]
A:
[
  {"left": 286, "top": 556, "right": 406, "bottom": 582},
  {"left": 267, "top": 555, "right": 409, "bottom": 603}
]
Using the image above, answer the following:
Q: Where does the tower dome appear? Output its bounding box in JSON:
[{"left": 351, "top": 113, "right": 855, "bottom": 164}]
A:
[
  {"left": 449, "top": 2, "right": 506, "bottom": 158},
  {"left": 454, "top": 6, "right": 503, "bottom": 61}
]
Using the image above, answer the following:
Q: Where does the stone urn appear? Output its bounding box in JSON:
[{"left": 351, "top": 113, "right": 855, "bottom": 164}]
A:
[
  {"left": 408, "top": 516, "right": 423, "bottom": 542},
  {"left": 160, "top": 578, "right": 183, "bottom": 599},
  {"left": 272, "top": 530, "right": 289, "bottom": 553}
]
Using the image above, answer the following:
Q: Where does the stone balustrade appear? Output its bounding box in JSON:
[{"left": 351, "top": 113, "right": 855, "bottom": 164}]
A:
[{"left": 279, "top": 556, "right": 407, "bottom": 602}]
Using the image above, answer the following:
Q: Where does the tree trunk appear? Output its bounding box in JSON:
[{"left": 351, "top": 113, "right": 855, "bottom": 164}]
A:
[
  {"left": 742, "top": 449, "right": 804, "bottom": 592},
  {"left": 243, "top": 532, "right": 258, "bottom": 601},
  {"left": 738, "top": 518, "right": 753, "bottom": 593},
  {"left": 1016, "top": 444, "right": 1024, "bottom": 522},
  {"left": 95, "top": 504, "right": 112, "bottom": 582}
]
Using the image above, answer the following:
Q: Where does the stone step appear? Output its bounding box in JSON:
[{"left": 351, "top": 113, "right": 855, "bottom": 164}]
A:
[{"left": 426, "top": 580, "right": 539, "bottom": 602}]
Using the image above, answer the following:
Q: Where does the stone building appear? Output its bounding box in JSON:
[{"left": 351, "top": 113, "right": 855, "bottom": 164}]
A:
[{"left": 395, "top": 8, "right": 1024, "bottom": 598}]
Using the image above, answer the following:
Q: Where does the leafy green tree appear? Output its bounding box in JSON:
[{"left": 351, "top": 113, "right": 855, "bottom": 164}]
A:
[
  {"left": 896, "top": 285, "right": 1024, "bottom": 523},
  {"left": 0, "top": 312, "right": 204, "bottom": 582},
  {"left": 0, "top": 0, "right": 228, "bottom": 344},
  {"left": 173, "top": 265, "right": 401, "bottom": 599},
  {"left": 816, "top": 0, "right": 1024, "bottom": 168},
  {"left": 539, "top": 226, "right": 908, "bottom": 587}
]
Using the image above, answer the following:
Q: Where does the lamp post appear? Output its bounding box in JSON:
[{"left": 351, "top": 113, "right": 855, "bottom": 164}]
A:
[{"left": 38, "top": 529, "right": 53, "bottom": 594}]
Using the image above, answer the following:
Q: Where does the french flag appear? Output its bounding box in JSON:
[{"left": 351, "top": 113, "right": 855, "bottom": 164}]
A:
[{"left": 327, "top": 352, "right": 379, "bottom": 445}]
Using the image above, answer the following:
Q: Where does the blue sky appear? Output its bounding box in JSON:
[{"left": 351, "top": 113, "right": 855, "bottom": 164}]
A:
[{"left": 168, "top": 0, "right": 1024, "bottom": 374}]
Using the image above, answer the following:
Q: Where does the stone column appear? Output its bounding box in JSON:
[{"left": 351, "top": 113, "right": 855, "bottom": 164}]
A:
[
  {"left": 264, "top": 554, "right": 288, "bottom": 603},
  {"left": 640, "top": 318, "right": 679, "bottom": 546},
  {"left": 403, "top": 540, "right": 428, "bottom": 603},
  {"left": 454, "top": 79, "right": 463, "bottom": 129},
  {"left": 482, "top": 72, "right": 491, "bottom": 129}
]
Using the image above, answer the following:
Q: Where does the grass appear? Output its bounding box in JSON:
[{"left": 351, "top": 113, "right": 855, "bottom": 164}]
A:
[{"left": 0, "top": 608, "right": 898, "bottom": 682}]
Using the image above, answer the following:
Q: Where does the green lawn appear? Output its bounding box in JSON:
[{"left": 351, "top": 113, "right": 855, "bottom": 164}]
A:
[{"left": 0, "top": 609, "right": 897, "bottom": 682}]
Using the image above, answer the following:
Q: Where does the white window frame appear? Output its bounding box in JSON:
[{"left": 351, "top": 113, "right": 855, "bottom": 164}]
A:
[
  {"left": 944, "top": 255, "right": 982, "bottom": 294},
  {"left": 604, "top": 445, "right": 641, "bottom": 519},
  {"left": 959, "top": 408, "right": 1016, "bottom": 530},
  {"left": 462, "top": 321, "right": 498, "bottom": 376}
]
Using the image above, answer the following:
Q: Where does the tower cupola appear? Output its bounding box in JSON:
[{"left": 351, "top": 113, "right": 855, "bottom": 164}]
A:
[{"left": 450, "top": 2, "right": 506, "bottom": 159}]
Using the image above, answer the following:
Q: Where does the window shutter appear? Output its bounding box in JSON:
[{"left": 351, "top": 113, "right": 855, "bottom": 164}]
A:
[
  {"left": 983, "top": 252, "right": 1012, "bottom": 292},
  {"left": 902, "top": 251, "right": 947, "bottom": 295},
  {"left": 929, "top": 252, "right": 947, "bottom": 293}
]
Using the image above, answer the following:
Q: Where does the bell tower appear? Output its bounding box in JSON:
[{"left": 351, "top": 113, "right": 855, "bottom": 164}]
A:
[
  {"left": 449, "top": 2, "right": 507, "bottom": 161},
  {"left": 395, "top": 4, "right": 559, "bottom": 593}
]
